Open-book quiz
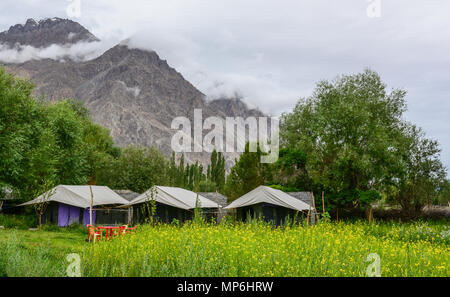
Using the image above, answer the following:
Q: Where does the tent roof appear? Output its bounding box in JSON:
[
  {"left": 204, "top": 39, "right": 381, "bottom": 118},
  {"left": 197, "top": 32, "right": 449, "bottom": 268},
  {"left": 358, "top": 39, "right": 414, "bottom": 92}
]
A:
[
  {"left": 20, "top": 185, "right": 129, "bottom": 208},
  {"left": 224, "top": 186, "right": 312, "bottom": 211},
  {"left": 114, "top": 190, "right": 140, "bottom": 202},
  {"left": 128, "top": 186, "right": 220, "bottom": 210},
  {"left": 198, "top": 192, "right": 228, "bottom": 207}
]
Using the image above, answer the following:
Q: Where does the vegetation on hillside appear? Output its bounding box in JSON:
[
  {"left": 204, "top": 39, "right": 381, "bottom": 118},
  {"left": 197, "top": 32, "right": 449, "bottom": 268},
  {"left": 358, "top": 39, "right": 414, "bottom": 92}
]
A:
[{"left": 0, "top": 66, "right": 448, "bottom": 215}]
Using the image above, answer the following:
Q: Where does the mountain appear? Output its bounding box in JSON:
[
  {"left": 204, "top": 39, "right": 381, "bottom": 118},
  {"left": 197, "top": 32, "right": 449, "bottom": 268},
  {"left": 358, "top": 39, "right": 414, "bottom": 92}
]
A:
[
  {"left": 0, "top": 18, "right": 265, "bottom": 167},
  {"left": 0, "top": 17, "right": 98, "bottom": 48}
]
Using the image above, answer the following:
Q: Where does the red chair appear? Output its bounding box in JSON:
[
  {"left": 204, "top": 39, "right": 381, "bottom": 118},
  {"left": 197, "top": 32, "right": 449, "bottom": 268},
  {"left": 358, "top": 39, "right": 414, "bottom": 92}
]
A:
[
  {"left": 119, "top": 225, "right": 128, "bottom": 235},
  {"left": 126, "top": 225, "right": 138, "bottom": 234},
  {"left": 87, "top": 224, "right": 102, "bottom": 242}
]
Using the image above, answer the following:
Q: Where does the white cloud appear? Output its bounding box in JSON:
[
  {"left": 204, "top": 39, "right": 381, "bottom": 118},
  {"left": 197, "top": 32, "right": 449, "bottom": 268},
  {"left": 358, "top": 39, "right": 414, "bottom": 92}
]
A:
[
  {"left": 0, "top": 0, "right": 449, "bottom": 171},
  {"left": 0, "top": 41, "right": 106, "bottom": 63}
]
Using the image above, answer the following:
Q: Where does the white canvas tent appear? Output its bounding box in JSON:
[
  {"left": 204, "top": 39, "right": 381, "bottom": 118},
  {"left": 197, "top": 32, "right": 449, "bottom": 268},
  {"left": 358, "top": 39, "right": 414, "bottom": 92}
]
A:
[
  {"left": 225, "top": 186, "right": 311, "bottom": 211},
  {"left": 127, "top": 186, "right": 221, "bottom": 209},
  {"left": 20, "top": 185, "right": 129, "bottom": 208}
]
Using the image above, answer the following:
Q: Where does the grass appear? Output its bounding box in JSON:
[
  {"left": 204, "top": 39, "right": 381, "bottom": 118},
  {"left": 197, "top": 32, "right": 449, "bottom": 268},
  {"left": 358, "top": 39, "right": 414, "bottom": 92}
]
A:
[
  {"left": 0, "top": 227, "right": 85, "bottom": 276},
  {"left": 0, "top": 220, "right": 448, "bottom": 277}
]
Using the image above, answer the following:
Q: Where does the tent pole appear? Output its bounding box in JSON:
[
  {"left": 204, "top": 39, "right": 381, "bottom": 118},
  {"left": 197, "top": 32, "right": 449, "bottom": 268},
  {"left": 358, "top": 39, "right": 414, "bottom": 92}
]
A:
[{"left": 89, "top": 185, "right": 93, "bottom": 225}]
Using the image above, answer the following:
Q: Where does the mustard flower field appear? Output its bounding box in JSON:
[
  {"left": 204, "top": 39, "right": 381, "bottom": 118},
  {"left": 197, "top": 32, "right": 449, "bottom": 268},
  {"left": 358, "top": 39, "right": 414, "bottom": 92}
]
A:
[{"left": 1, "top": 220, "right": 448, "bottom": 277}]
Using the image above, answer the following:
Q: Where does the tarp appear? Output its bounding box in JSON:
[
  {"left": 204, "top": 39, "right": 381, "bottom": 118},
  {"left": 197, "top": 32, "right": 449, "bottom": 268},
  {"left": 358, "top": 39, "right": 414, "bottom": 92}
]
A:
[
  {"left": 225, "top": 186, "right": 312, "bottom": 211},
  {"left": 20, "top": 185, "right": 129, "bottom": 208},
  {"left": 58, "top": 203, "right": 81, "bottom": 227},
  {"left": 127, "top": 186, "right": 221, "bottom": 210}
]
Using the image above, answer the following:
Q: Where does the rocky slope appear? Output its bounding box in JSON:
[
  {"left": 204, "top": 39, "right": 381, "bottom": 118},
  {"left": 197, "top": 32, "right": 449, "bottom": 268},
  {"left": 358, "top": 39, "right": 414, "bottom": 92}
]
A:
[
  {"left": 0, "top": 18, "right": 265, "bottom": 167},
  {"left": 0, "top": 17, "right": 98, "bottom": 48}
]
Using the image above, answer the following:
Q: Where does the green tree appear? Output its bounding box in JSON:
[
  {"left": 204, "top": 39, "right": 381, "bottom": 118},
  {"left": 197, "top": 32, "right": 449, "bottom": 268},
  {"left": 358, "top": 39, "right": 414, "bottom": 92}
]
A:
[
  {"left": 98, "top": 146, "right": 168, "bottom": 193},
  {"left": 280, "top": 69, "right": 407, "bottom": 211},
  {"left": 393, "top": 124, "right": 446, "bottom": 214},
  {"left": 224, "top": 142, "right": 272, "bottom": 200}
]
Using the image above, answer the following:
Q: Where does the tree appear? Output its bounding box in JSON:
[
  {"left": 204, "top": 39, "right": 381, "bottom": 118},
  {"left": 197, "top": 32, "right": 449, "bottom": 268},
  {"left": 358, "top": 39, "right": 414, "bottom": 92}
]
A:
[
  {"left": 0, "top": 67, "right": 41, "bottom": 200},
  {"left": 393, "top": 124, "right": 446, "bottom": 214},
  {"left": 270, "top": 148, "right": 311, "bottom": 191},
  {"left": 280, "top": 69, "right": 407, "bottom": 211},
  {"left": 33, "top": 179, "right": 56, "bottom": 230},
  {"left": 208, "top": 149, "right": 226, "bottom": 191},
  {"left": 97, "top": 146, "right": 168, "bottom": 193},
  {"left": 224, "top": 142, "right": 272, "bottom": 200}
]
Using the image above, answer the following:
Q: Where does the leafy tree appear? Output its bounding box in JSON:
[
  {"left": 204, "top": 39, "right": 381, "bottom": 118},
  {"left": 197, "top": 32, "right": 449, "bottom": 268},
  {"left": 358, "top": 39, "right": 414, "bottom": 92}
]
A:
[
  {"left": 270, "top": 148, "right": 311, "bottom": 191},
  {"left": 97, "top": 146, "right": 168, "bottom": 193},
  {"left": 392, "top": 124, "right": 446, "bottom": 213},
  {"left": 33, "top": 178, "right": 56, "bottom": 230},
  {"left": 224, "top": 142, "right": 272, "bottom": 200},
  {"left": 0, "top": 68, "right": 41, "bottom": 199},
  {"left": 280, "top": 69, "right": 408, "bottom": 211}
]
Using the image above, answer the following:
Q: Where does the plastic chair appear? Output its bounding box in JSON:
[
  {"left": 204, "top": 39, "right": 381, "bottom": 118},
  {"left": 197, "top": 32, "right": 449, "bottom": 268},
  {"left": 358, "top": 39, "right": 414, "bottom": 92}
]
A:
[
  {"left": 87, "top": 224, "right": 102, "bottom": 242},
  {"left": 126, "top": 225, "right": 138, "bottom": 234},
  {"left": 119, "top": 225, "right": 128, "bottom": 235}
]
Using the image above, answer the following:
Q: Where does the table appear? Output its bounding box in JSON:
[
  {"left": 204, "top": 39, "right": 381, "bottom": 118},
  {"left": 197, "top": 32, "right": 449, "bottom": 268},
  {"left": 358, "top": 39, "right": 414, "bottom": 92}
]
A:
[{"left": 97, "top": 226, "right": 121, "bottom": 240}]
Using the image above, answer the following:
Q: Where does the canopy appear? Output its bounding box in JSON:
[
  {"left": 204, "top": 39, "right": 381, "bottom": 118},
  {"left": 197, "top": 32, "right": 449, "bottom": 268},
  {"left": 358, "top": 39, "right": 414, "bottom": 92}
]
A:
[
  {"left": 127, "top": 186, "right": 221, "bottom": 210},
  {"left": 20, "top": 185, "right": 129, "bottom": 209},
  {"left": 225, "top": 186, "right": 312, "bottom": 211}
]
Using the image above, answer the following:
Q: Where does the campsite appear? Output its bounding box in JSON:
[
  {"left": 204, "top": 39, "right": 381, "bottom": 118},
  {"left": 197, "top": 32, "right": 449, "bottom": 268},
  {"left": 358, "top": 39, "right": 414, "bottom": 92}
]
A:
[
  {"left": 0, "top": 4, "right": 449, "bottom": 279},
  {"left": 0, "top": 182, "right": 448, "bottom": 277},
  {"left": 1, "top": 67, "right": 449, "bottom": 277}
]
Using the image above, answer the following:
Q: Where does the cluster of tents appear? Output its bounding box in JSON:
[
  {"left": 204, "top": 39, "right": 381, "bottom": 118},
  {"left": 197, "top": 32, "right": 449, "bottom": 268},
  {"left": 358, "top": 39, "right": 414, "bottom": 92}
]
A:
[{"left": 21, "top": 185, "right": 316, "bottom": 227}]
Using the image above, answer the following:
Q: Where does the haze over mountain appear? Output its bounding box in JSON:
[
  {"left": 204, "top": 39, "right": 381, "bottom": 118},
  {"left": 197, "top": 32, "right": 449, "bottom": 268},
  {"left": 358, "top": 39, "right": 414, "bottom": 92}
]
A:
[{"left": 0, "top": 17, "right": 265, "bottom": 167}]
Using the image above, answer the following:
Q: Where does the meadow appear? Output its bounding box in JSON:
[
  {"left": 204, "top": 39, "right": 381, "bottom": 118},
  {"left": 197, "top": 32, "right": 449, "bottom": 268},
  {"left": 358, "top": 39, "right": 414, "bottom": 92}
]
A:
[{"left": 0, "top": 220, "right": 448, "bottom": 277}]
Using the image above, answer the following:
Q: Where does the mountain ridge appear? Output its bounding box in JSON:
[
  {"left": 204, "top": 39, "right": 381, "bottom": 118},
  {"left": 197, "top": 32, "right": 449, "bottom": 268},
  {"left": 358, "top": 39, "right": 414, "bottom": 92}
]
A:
[{"left": 0, "top": 18, "right": 265, "bottom": 167}]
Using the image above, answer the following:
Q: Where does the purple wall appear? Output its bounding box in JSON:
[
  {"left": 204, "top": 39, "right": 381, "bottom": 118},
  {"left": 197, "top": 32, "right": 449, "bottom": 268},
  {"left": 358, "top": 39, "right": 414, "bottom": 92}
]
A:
[
  {"left": 57, "top": 203, "right": 81, "bottom": 227},
  {"left": 82, "top": 208, "right": 96, "bottom": 226}
]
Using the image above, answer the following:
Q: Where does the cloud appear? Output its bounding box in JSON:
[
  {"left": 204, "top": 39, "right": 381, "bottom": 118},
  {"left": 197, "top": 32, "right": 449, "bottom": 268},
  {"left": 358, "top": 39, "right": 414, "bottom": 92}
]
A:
[
  {"left": 0, "top": 40, "right": 107, "bottom": 63},
  {"left": 0, "top": 0, "right": 449, "bottom": 172}
]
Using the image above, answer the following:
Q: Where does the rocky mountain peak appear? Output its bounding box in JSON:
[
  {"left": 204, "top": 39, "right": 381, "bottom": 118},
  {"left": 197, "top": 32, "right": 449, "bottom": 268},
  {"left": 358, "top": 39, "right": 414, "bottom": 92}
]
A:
[
  {"left": 2, "top": 17, "right": 266, "bottom": 168},
  {"left": 0, "top": 17, "right": 99, "bottom": 48}
]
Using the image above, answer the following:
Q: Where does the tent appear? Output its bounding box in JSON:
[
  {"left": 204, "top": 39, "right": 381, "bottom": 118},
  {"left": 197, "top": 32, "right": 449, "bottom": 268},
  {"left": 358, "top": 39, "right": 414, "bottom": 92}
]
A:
[
  {"left": 127, "top": 186, "right": 221, "bottom": 224},
  {"left": 225, "top": 186, "right": 312, "bottom": 225},
  {"left": 198, "top": 192, "right": 229, "bottom": 223},
  {"left": 20, "top": 185, "right": 129, "bottom": 227}
]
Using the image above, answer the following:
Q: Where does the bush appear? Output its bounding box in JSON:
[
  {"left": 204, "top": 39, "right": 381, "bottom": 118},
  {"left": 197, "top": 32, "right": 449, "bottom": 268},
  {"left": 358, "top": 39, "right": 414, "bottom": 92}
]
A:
[{"left": 0, "top": 214, "right": 36, "bottom": 229}]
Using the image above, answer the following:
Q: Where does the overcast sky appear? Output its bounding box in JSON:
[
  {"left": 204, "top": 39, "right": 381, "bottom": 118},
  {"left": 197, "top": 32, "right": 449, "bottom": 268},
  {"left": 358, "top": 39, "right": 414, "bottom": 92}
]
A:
[{"left": 0, "top": 0, "right": 449, "bottom": 172}]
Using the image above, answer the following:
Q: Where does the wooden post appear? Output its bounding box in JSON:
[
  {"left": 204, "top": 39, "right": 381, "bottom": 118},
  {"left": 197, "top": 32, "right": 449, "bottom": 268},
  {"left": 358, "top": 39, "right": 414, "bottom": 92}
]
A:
[
  {"left": 89, "top": 185, "right": 93, "bottom": 226},
  {"left": 322, "top": 191, "right": 325, "bottom": 213},
  {"left": 311, "top": 192, "right": 318, "bottom": 222},
  {"left": 306, "top": 205, "right": 311, "bottom": 227},
  {"left": 215, "top": 190, "right": 220, "bottom": 223}
]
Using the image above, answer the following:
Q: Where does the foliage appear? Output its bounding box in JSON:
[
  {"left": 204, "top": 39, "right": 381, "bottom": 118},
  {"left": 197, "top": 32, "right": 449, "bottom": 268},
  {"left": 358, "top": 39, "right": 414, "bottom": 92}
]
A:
[
  {"left": 0, "top": 214, "right": 36, "bottom": 229},
  {"left": 33, "top": 178, "right": 56, "bottom": 229},
  {"left": 0, "top": 67, "right": 119, "bottom": 201},
  {"left": 167, "top": 150, "right": 226, "bottom": 193},
  {"left": 280, "top": 68, "right": 447, "bottom": 212},
  {"left": 270, "top": 148, "right": 312, "bottom": 191},
  {"left": 141, "top": 187, "right": 158, "bottom": 225},
  {"left": 392, "top": 124, "right": 446, "bottom": 213},
  {"left": 224, "top": 143, "right": 272, "bottom": 200},
  {"left": 97, "top": 146, "right": 168, "bottom": 193}
]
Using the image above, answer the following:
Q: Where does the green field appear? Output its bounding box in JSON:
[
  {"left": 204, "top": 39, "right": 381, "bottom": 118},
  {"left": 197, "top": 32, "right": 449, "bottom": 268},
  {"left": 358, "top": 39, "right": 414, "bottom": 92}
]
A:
[{"left": 0, "top": 220, "right": 448, "bottom": 277}]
